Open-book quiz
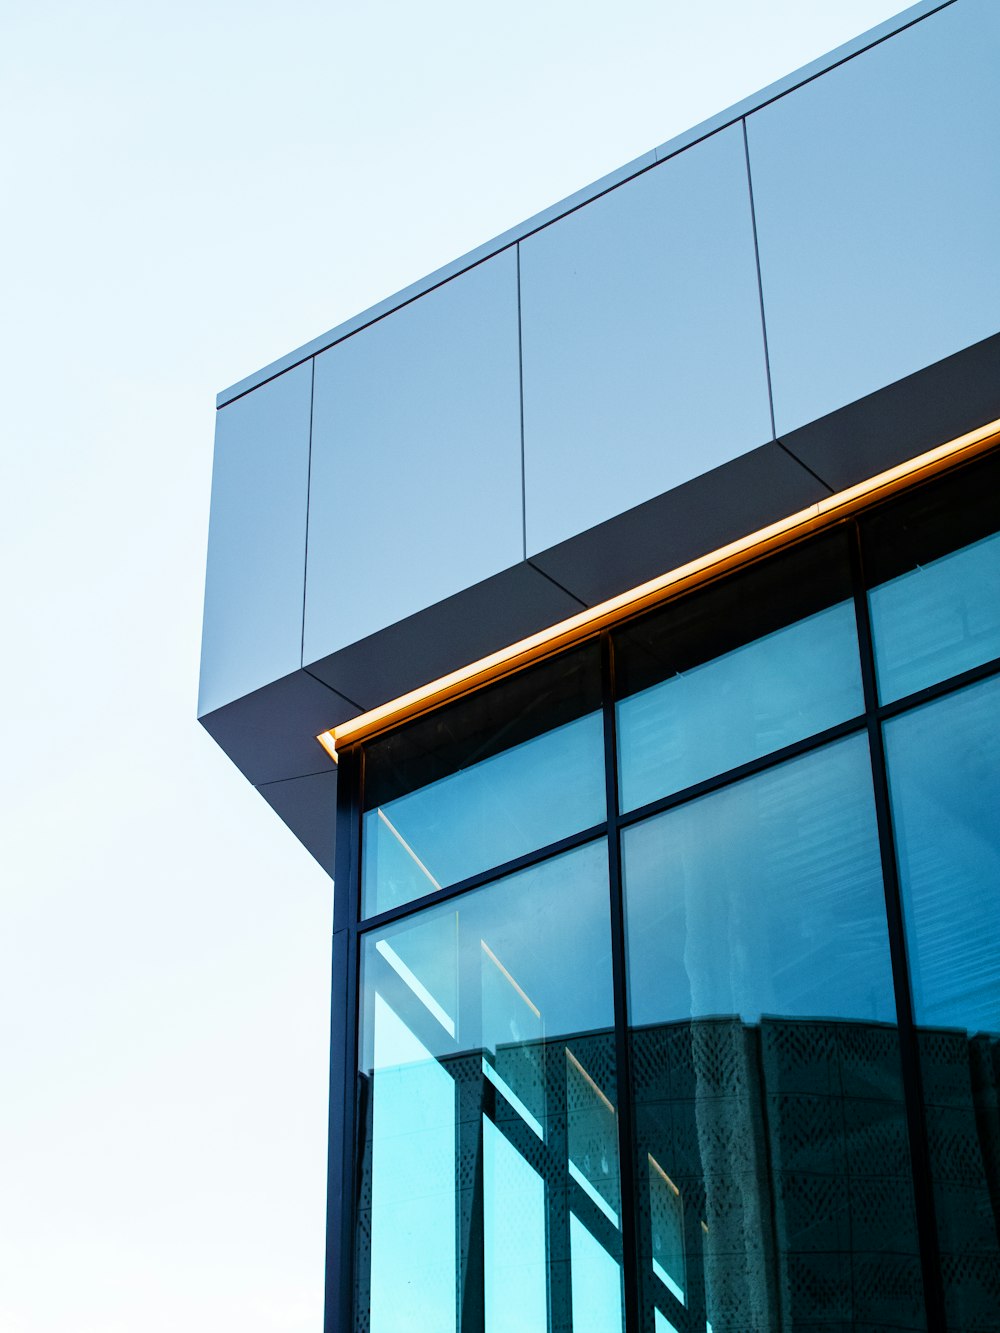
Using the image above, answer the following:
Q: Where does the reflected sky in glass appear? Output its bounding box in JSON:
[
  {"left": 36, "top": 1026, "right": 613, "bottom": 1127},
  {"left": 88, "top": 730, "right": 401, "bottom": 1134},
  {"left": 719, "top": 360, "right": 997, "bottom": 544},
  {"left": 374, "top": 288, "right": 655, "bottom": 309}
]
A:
[
  {"left": 483, "top": 1117, "right": 548, "bottom": 1333},
  {"left": 368, "top": 994, "right": 456, "bottom": 1333},
  {"left": 870, "top": 529, "right": 1000, "bottom": 705},
  {"left": 623, "top": 735, "right": 895, "bottom": 1027},
  {"left": 570, "top": 1213, "right": 625, "bottom": 1333},
  {"left": 357, "top": 841, "right": 623, "bottom": 1332},
  {"left": 618, "top": 600, "right": 862, "bottom": 811},
  {"left": 363, "top": 710, "right": 605, "bottom": 915},
  {"left": 886, "top": 675, "right": 1000, "bottom": 1034}
]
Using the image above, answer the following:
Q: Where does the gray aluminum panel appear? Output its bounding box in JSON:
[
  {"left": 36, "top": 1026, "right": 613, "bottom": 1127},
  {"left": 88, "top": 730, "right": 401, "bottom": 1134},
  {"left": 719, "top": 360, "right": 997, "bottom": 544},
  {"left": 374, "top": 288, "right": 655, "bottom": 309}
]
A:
[
  {"left": 200, "top": 668, "right": 357, "bottom": 787},
  {"left": 303, "top": 250, "right": 523, "bottom": 666},
  {"left": 781, "top": 331, "right": 1000, "bottom": 493},
  {"left": 520, "top": 122, "right": 772, "bottom": 556},
  {"left": 748, "top": 0, "right": 1000, "bottom": 436},
  {"left": 307, "top": 560, "right": 584, "bottom": 711},
  {"left": 257, "top": 769, "right": 339, "bottom": 878},
  {"left": 531, "top": 441, "right": 828, "bottom": 608},
  {"left": 198, "top": 363, "right": 312, "bottom": 717},
  {"left": 216, "top": 2, "right": 951, "bottom": 410}
]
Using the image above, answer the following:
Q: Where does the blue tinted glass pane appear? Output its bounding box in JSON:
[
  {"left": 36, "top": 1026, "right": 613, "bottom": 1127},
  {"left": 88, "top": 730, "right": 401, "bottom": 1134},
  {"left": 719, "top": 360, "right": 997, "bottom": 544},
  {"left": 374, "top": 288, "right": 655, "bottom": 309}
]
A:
[
  {"left": 870, "top": 530, "right": 1000, "bottom": 704},
  {"left": 569, "top": 1213, "right": 625, "bottom": 1333},
  {"left": 623, "top": 735, "right": 893, "bottom": 1025},
  {"left": 886, "top": 674, "right": 1000, "bottom": 1033},
  {"left": 885, "top": 674, "right": 1000, "bottom": 1328},
  {"left": 624, "top": 738, "right": 922, "bottom": 1329},
  {"left": 362, "top": 648, "right": 605, "bottom": 916},
  {"left": 367, "top": 994, "right": 456, "bottom": 1333},
  {"left": 483, "top": 1117, "right": 547, "bottom": 1333},
  {"left": 363, "top": 711, "right": 604, "bottom": 912},
  {"left": 618, "top": 600, "right": 862, "bottom": 811},
  {"left": 357, "top": 842, "right": 624, "bottom": 1333}
]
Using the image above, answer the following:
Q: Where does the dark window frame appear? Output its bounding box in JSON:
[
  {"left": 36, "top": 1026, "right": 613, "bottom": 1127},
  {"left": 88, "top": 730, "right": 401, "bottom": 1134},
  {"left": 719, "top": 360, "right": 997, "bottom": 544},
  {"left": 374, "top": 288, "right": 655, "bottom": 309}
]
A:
[{"left": 326, "top": 450, "right": 1000, "bottom": 1333}]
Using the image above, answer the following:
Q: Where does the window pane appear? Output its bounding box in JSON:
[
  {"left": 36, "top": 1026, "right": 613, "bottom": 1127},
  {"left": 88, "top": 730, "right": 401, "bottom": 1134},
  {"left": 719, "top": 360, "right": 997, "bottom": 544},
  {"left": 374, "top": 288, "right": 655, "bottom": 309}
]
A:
[
  {"left": 362, "top": 644, "right": 605, "bottom": 916},
  {"left": 623, "top": 736, "right": 894, "bottom": 1027},
  {"left": 886, "top": 674, "right": 1000, "bottom": 1032},
  {"left": 356, "top": 841, "right": 625, "bottom": 1333},
  {"left": 885, "top": 674, "right": 1000, "bottom": 1327},
  {"left": 623, "top": 738, "right": 924, "bottom": 1330},
  {"left": 615, "top": 533, "right": 862, "bottom": 812},
  {"left": 569, "top": 1212, "right": 625, "bottom": 1333},
  {"left": 367, "top": 994, "right": 456, "bottom": 1333},
  {"left": 483, "top": 1117, "right": 547, "bottom": 1333},
  {"left": 865, "top": 453, "right": 1000, "bottom": 704}
]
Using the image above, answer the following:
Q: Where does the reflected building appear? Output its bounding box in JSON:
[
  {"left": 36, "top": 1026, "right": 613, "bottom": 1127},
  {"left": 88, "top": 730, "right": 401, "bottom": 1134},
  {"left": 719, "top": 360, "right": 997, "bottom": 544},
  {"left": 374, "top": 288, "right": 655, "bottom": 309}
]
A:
[{"left": 199, "top": 2, "right": 1000, "bottom": 1329}]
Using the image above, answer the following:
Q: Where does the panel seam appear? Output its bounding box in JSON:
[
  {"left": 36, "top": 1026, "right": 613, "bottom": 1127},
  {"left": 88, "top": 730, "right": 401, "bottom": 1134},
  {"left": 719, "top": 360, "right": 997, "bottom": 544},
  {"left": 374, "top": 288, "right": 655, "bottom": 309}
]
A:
[
  {"left": 516, "top": 242, "right": 527, "bottom": 559},
  {"left": 218, "top": 2, "right": 958, "bottom": 411},
  {"left": 301, "top": 357, "right": 316, "bottom": 667},
  {"left": 742, "top": 115, "right": 777, "bottom": 443},
  {"left": 775, "top": 438, "right": 835, "bottom": 493},
  {"left": 302, "top": 665, "right": 367, "bottom": 714},
  {"left": 526, "top": 556, "right": 589, "bottom": 610}
]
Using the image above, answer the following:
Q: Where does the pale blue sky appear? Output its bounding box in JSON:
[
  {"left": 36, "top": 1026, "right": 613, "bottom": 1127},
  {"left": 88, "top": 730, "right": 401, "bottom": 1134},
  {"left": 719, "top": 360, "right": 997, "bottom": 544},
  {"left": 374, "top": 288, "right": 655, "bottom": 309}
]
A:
[{"left": 1, "top": 2, "right": 910, "bottom": 1328}]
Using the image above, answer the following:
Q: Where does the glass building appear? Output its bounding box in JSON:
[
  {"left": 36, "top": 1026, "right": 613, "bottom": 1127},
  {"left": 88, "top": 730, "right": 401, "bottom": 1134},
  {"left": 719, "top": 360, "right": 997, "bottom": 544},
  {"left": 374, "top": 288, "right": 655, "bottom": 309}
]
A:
[{"left": 199, "top": 2, "right": 1000, "bottom": 1329}]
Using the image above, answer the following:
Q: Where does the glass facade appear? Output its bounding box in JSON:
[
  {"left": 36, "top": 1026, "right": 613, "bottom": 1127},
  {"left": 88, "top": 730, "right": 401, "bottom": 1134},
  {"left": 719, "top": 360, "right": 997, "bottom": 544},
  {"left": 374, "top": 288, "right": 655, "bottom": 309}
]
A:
[{"left": 330, "top": 451, "right": 1000, "bottom": 1332}]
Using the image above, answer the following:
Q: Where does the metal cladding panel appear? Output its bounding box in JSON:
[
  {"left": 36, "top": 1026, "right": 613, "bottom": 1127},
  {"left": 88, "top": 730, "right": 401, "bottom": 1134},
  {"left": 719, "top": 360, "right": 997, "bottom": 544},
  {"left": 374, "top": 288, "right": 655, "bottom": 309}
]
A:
[
  {"left": 303, "top": 249, "right": 524, "bottom": 666},
  {"left": 198, "top": 362, "right": 312, "bottom": 718},
  {"left": 520, "top": 121, "right": 772, "bottom": 557},
  {"left": 200, "top": 668, "right": 358, "bottom": 787},
  {"left": 530, "top": 441, "right": 829, "bottom": 609},
  {"left": 748, "top": 0, "right": 1000, "bottom": 437},
  {"left": 257, "top": 769, "right": 339, "bottom": 878},
  {"left": 306, "top": 560, "right": 585, "bottom": 711}
]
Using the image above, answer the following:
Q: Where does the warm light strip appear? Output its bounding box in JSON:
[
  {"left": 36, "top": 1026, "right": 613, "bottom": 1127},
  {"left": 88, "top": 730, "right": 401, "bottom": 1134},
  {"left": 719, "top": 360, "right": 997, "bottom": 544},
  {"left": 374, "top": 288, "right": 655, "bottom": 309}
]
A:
[
  {"left": 480, "top": 939, "right": 541, "bottom": 1019},
  {"left": 566, "top": 1046, "right": 616, "bottom": 1116},
  {"left": 317, "top": 418, "right": 1000, "bottom": 759},
  {"left": 648, "top": 1153, "right": 681, "bottom": 1197}
]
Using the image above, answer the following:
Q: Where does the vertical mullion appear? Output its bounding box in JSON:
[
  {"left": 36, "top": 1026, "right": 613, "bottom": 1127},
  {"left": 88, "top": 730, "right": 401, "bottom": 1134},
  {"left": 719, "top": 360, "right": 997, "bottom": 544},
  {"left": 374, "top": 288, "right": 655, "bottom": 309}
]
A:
[
  {"left": 601, "top": 631, "right": 642, "bottom": 1333},
  {"left": 849, "top": 521, "right": 945, "bottom": 1329},
  {"left": 457, "top": 911, "right": 486, "bottom": 1333},
  {"left": 325, "top": 745, "right": 363, "bottom": 1333}
]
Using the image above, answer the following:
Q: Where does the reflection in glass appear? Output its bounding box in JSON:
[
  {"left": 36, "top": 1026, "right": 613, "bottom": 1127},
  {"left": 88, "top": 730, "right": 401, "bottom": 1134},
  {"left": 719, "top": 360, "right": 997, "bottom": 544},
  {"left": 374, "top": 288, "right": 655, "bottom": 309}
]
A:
[
  {"left": 885, "top": 675, "right": 1000, "bottom": 1326},
  {"left": 569, "top": 1212, "right": 625, "bottom": 1333},
  {"left": 623, "top": 738, "right": 924, "bottom": 1330},
  {"left": 624, "top": 737, "right": 895, "bottom": 1027},
  {"left": 615, "top": 535, "right": 862, "bottom": 812},
  {"left": 886, "top": 675, "right": 1000, "bottom": 1033},
  {"left": 356, "top": 841, "right": 624, "bottom": 1333},
  {"left": 865, "top": 452, "right": 1000, "bottom": 704},
  {"left": 362, "top": 646, "right": 605, "bottom": 916},
  {"left": 870, "top": 531, "right": 1000, "bottom": 704},
  {"left": 483, "top": 1117, "right": 547, "bottom": 1333},
  {"left": 367, "top": 994, "right": 456, "bottom": 1333}
]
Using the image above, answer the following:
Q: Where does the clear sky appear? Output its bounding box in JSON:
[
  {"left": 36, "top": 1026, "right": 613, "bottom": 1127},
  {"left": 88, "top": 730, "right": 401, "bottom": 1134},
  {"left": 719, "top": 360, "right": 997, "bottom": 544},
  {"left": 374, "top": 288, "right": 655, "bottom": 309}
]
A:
[{"left": 1, "top": 2, "right": 912, "bottom": 1328}]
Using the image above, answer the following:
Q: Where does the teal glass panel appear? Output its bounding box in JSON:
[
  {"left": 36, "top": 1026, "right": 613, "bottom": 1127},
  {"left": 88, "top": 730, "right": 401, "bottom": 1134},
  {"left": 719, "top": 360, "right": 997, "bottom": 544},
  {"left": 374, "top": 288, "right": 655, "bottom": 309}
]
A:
[
  {"left": 483, "top": 1117, "right": 547, "bottom": 1333},
  {"left": 569, "top": 1212, "right": 625, "bottom": 1333},
  {"left": 623, "top": 738, "right": 924, "bottom": 1331},
  {"left": 623, "top": 736, "right": 895, "bottom": 1027},
  {"left": 615, "top": 534, "right": 862, "bottom": 813},
  {"left": 864, "top": 451, "right": 1000, "bottom": 704},
  {"left": 885, "top": 674, "right": 1000, "bottom": 1327},
  {"left": 367, "top": 994, "right": 456, "bottom": 1333},
  {"left": 885, "top": 674, "right": 1000, "bottom": 1034},
  {"left": 870, "top": 530, "right": 1000, "bottom": 704},
  {"left": 362, "top": 646, "right": 605, "bottom": 916},
  {"left": 356, "top": 841, "right": 624, "bottom": 1333}
]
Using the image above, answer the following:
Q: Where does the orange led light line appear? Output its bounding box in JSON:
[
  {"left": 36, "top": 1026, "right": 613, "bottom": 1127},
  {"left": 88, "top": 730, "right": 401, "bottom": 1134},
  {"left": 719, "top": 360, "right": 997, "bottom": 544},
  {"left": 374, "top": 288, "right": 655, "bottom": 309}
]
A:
[{"left": 317, "top": 417, "right": 1000, "bottom": 762}]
